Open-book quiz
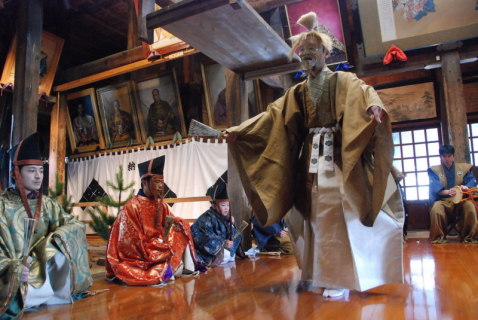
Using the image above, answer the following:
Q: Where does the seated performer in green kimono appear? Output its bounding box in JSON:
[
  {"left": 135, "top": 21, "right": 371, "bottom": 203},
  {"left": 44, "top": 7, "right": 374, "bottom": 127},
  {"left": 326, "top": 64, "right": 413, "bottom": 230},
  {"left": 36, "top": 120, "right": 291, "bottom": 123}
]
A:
[
  {"left": 0, "top": 133, "right": 92, "bottom": 319},
  {"left": 191, "top": 173, "right": 242, "bottom": 267}
]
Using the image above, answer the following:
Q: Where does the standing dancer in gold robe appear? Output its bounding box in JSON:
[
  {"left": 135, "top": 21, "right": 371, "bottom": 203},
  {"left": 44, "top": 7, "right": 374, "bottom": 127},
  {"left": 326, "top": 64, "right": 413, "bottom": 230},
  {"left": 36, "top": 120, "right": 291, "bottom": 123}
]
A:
[{"left": 223, "top": 12, "right": 404, "bottom": 297}]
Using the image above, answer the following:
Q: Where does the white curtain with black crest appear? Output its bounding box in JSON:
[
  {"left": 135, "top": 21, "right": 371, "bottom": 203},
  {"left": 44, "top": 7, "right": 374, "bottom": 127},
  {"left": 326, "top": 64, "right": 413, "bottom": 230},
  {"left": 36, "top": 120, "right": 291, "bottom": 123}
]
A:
[{"left": 67, "top": 139, "right": 227, "bottom": 226}]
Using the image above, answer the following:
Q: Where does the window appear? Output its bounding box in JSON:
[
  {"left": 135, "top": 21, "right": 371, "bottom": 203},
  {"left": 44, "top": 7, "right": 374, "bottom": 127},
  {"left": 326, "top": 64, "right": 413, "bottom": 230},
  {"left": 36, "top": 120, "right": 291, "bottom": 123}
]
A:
[
  {"left": 392, "top": 127, "right": 441, "bottom": 200},
  {"left": 467, "top": 122, "right": 478, "bottom": 166}
]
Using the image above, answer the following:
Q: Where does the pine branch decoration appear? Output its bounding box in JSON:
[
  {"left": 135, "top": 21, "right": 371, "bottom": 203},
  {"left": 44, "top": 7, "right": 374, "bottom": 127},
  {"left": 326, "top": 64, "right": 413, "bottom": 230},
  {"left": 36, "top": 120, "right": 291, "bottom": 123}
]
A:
[
  {"left": 48, "top": 174, "right": 73, "bottom": 214},
  {"left": 87, "top": 165, "right": 135, "bottom": 241},
  {"left": 87, "top": 207, "right": 116, "bottom": 241}
]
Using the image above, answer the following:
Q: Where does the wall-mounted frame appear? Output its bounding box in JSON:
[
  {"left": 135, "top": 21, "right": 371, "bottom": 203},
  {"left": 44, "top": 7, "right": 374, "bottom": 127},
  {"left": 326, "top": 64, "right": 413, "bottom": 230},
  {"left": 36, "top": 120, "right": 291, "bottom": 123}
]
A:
[
  {"left": 377, "top": 82, "right": 436, "bottom": 123},
  {"left": 0, "top": 31, "right": 64, "bottom": 96},
  {"left": 257, "top": 75, "right": 285, "bottom": 114},
  {"left": 201, "top": 62, "right": 229, "bottom": 128},
  {"left": 464, "top": 81, "right": 478, "bottom": 114},
  {"left": 66, "top": 88, "right": 105, "bottom": 153},
  {"left": 286, "top": 0, "right": 347, "bottom": 65},
  {"left": 96, "top": 82, "right": 143, "bottom": 148},
  {"left": 134, "top": 69, "right": 186, "bottom": 141},
  {"left": 357, "top": 0, "right": 478, "bottom": 58},
  {"left": 246, "top": 79, "right": 262, "bottom": 118}
]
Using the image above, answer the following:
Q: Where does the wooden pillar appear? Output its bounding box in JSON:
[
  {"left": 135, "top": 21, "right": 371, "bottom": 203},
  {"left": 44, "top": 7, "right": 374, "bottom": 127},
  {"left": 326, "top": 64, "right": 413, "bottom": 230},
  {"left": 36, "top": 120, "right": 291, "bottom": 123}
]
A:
[
  {"left": 136, "top": 0, "right": 154, "bottom": 43},
  {"left": 225, "top": 69, "right": 252, "bottom": 249},
  {"left": 48, "top": 93, "right": 67, "bottom": 192},
  {"left": 439, "top": 48, "right": 469, "bottom": 163},
  {"left": 127, "top": 0, "right": 140, "bottom": 49},
  {"left": 12, "top": 0, "right": 43, "bottom": 144},
  {"left": 226, "top": 69, "right": 248, "bottom": 126}
]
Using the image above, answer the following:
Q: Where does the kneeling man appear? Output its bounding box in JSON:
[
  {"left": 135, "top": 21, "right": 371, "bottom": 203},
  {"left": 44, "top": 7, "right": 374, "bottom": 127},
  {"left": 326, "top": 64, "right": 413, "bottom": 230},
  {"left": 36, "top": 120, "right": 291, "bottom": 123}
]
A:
[
  {"left": 191, "top": 174, "right": 242, "bottom": 267},
  {"left": 1, "top": 133, "right": 91, "bottom": 318},
  {"left": 106, "top": 156, "right": 197, "bottom": 285}
]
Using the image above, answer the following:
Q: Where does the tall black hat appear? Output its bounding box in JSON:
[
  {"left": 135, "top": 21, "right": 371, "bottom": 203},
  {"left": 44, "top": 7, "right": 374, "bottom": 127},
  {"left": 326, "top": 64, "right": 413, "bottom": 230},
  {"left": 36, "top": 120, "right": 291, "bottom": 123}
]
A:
[
  {"left": 206, "top": 171, "right": 228, "bottom": 201},
  {"left": 11, "top": 132, "right": 44, "bottom": 167},
  {"left": 138, "top": 156, "right": 165, "bottom": 179},
  {"left": 9, "top": 132, "right": 44, "bottom": 230}
]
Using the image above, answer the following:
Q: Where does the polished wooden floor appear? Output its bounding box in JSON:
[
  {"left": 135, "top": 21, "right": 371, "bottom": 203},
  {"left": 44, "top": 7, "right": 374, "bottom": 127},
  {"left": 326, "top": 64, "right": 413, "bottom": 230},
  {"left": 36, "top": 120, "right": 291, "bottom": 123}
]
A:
[{"left": 22, "top": 238, "right": 478, "bottom": 320}]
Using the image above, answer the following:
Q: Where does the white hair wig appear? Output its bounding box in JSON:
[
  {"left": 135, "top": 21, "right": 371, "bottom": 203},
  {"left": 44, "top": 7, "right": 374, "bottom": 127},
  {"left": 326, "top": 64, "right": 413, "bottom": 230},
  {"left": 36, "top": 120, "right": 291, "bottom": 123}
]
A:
[{"left": 288, "top": 12, "right": 333, "bottom": 60}]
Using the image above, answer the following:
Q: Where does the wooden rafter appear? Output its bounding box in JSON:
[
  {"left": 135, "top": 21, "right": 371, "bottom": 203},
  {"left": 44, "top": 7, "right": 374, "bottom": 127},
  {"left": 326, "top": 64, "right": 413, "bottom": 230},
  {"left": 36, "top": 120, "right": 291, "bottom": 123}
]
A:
[{"left": 146, "top": 0, "right": 297, "bottom": 75}]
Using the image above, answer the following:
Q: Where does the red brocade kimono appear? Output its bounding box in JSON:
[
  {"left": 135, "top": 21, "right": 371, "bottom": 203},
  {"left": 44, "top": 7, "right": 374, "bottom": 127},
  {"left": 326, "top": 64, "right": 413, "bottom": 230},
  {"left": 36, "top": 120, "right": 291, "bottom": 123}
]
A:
[{"left": 106, "top": 195, "right": 196, "bottom": 286}]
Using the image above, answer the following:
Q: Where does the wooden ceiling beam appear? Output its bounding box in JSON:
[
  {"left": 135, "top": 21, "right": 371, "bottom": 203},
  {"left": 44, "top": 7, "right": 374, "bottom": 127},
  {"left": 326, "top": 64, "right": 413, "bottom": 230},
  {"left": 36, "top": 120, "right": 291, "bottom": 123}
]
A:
[
  {"left": 246, "top": 0, "right": 301, "bottom": 13},
  {"left": 54, "top": 48, "right": 197, "bottom": 92},
  {"left": 243, "top": 61, "right": 300, "bottom": 80},
  {"left": 148, "top": 0, "right": 230, "bottom": 27},
  {"left": 362, "top": 69, "right": 431, "bottom": 87},
  {"left": 154, "top": 0, "right": 302, "bottom": 14},
  {"left": 355, "top": 42, "right": 478, "bottom": 79},
  {"left": 147, "top": 0, "right": 295, "bottom": 74},
  {"left": 58, "top": 45, "right": 145, "bottom": 83}
]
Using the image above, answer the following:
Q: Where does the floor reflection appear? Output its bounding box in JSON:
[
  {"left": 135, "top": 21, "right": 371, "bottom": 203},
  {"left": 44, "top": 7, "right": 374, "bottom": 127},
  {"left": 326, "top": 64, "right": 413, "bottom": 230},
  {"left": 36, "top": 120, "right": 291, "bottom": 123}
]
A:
[{"left": 21, "top": 241, "right": 478, "bottom": 320}]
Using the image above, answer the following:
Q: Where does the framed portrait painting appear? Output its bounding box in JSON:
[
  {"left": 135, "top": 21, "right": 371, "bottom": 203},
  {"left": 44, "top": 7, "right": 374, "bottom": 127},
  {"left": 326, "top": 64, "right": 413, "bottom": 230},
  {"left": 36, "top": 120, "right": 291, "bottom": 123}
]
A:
[
  {"left": 0, "top": 31, "right": 64, "bottom": 96},
  {"left": 134, "top": 69, "right": 186, "bottom": 141},
  {"left": 96, "top": 82, "right": 143, "bottom": 148},
  {"left": 66, "top": 88, "right": 105, "bottom": 153},
  {"left": 201, "top": 63, "right": 228, "bottom": 128},
  {"left": 286, "top": 0, "right": 347, "bottom": 65}
]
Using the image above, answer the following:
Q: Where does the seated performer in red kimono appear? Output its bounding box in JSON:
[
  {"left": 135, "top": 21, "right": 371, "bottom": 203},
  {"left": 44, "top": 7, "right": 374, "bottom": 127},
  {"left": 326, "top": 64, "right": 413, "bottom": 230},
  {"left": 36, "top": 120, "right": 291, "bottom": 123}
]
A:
[{"left": 106, "top": 156, "right": 197, "bottom": 286}]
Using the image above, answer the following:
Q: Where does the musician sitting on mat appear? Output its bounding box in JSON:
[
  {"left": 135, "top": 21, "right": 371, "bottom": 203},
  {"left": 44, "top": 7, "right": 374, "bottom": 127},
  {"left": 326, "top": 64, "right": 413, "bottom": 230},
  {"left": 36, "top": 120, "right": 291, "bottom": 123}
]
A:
[
  {"left": 428, "top": 144, "right": 478, "bottom": 244},
  {"left": 191, "top": 172, "right": 243, "bottom": 267},
  {"left": 252, "top": 217, "right": 294, "bottom": 255}
]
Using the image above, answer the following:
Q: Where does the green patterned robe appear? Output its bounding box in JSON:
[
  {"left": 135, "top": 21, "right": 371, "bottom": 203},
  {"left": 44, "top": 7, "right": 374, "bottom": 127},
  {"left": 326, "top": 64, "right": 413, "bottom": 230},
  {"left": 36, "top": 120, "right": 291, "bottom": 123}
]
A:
[{"left": 0, "top": 189, "right": 92, "bottom": 319}]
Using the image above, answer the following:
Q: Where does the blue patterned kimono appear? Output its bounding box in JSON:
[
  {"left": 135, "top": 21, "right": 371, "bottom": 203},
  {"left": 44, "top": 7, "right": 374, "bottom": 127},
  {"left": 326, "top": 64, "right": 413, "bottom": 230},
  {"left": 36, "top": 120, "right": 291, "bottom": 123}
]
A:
[{"left": 191, "top": 208, "right": 241, "bottom": 266}]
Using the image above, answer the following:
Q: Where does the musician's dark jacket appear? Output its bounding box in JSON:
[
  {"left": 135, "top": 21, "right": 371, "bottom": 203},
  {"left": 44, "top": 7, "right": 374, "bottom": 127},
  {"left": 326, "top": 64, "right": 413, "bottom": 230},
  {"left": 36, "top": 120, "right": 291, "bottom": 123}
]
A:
[{"left": 191, "top": 208, "right": 241, "bottom": 266}]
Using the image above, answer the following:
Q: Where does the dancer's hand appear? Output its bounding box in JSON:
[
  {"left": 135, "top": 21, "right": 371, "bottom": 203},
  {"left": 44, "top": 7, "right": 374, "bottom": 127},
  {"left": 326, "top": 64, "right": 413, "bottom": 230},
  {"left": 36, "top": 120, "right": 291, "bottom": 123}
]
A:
[
  {"left": 368, "top": 105, "right": 385, "bottom": 123},
  {"left": 221, "top": 131, "right": 237, "bottom": 143}
]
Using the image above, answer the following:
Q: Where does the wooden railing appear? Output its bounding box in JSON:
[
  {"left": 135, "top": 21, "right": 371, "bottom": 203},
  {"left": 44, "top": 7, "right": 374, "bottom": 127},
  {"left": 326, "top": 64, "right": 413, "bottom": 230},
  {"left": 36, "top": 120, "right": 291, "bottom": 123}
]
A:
[{"left": 74, "top": 196, "right": 210, "bottom": 226}]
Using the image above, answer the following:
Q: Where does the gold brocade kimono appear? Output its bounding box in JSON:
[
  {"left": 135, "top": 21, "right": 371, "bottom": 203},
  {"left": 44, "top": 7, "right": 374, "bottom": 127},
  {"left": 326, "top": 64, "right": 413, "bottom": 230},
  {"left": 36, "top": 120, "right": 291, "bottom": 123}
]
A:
[
  {"left": 0, "top": 189, "right": 92, "bottom": 319},
  {"left": 228, "top": 69, "right": 404, "bottom": 291}
]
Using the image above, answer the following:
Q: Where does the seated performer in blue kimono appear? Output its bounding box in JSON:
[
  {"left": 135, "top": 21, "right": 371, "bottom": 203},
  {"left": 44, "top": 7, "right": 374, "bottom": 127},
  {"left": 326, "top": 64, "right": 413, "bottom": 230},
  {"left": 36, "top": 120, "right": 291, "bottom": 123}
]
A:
[
  {"left": 252, "top": 217, "right": 293, "bottom": 254},
  {"left": 428, "top": 144, "right": 478, "bottom": 243},
  {"left": 0, "top": 133, "right": 91, "bottom": 319},
  {"left": 191, "top": 174, "right": 242, "bottom": 267}
]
